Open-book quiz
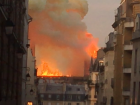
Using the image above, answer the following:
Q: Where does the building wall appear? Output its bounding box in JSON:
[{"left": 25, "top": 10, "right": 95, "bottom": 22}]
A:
[
  {"left": 113, "top": 23, "right": 124, "bottom": 105},
  {"left": 22, "top": 0, "right": 30, "bottom": 104},
  {"left": 88, "top": 72, "right": 98, "bottom": 105},
  {"left": 0, "top": 0, "right": 27, "bottom": 105},
  {"left": 130, "top": 40, "right": 140, "bottom": 105},
  {"left": 26, "top": 48, "right": 38, "bottom": 105},
  {"left": 113, "top": 0, "right": 134, "bottom": 105},
  {"left": 104, "top": 51, "right": 114, "bottom": 105}
]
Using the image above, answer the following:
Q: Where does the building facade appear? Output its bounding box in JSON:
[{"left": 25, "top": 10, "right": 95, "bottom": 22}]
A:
[
  {"left": 89, "top": 48, "right": 105, "bottom": 105},
  {"left": 0, "top": 0, "right": 28, "bottom": 105},
  {"left": 130, "top": 13, "right": 140, "bottom": 105},
  {"left": 112, "top": 0, "right": 135, "bottom": 105},
  {"left": 102, "top": 33, "right": 115, "bottom": 105},
  {"left": 26, "top": 48, "right": 38, "bottom": 105},
  {"left": 38, "top": 80, "right": 86, "bottom": 105}
]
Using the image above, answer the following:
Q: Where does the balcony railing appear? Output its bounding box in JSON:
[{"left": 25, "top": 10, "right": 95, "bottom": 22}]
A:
[
  {"left": 132, "top": 29, "right": 140, "bottom": 41},
  {"left": 122, "top": 88, "right": 130, "bottom": 96},
  {"left": 124, "top": 17, "right": 134, "bottom": 28},
  {"left": 123, "top": 68, "right": 132, "bottom": 73},
  {"left": 124, "top": 41, "right": 133, "bottom": 51},
  {"left": 130, "top": 0, "right": 140, "bottom": 5}
]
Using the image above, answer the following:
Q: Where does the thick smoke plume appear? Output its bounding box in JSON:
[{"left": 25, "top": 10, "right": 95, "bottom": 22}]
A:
[{"left": 29, "top": 0, "right": 98, "bottom": 76}]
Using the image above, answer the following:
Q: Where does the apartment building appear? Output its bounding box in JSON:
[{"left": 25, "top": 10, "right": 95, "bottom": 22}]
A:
[
  {"left": 102, "top": 32, "right": 115, "bottom": 105},
  {"left": 130, "top": 13, "right": 140, "bottom": 105},
  {"left": 0, "top": 0, "right": 29, "bottom": 105},
  {"left": 87, "top": 70, "right": 98, "bottom": 105},
  {"left": 89, "top": 48, "right": 105, "bottom": 105},
  {"left": 38, "top": 80, "right": 86, "bottom": 105},
  {"left": 112, "top": 0, "right": 135, "bottom": 105}
]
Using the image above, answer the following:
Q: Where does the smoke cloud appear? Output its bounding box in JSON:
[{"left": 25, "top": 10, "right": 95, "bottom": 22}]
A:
[{"left": 29, "top": 0, "right": 98, "bottom": 76}]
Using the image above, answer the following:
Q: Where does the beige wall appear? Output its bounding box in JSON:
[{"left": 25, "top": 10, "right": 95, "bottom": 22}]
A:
[
  {"left": 88, "top": 72, "right": 98, "bottom": 105},
  {"left": 104, "top": 51, "right": 114, "bottom": 105},
  {"left": 130, "top": 40, "right": 140, "bottom": 104}
]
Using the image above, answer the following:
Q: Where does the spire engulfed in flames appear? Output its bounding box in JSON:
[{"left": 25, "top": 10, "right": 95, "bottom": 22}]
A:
[{"left": 40, "top": 62, "right": 62, "bottom": 76}]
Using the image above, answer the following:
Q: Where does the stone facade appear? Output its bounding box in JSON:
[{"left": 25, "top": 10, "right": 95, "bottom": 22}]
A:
[
  {"left": 38, "top": 80, "right": 86, "bottom": 105},
  {"left": 130, "top": 13, "right": 140, "bottom": 105}
]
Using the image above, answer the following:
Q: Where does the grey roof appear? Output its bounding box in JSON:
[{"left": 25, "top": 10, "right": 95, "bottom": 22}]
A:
[
  {"left": 46, "top": 83, "right": 63, "bottom": 94},
  {"left": 66, "top": 84, "right": 85, "bottom": 94}
]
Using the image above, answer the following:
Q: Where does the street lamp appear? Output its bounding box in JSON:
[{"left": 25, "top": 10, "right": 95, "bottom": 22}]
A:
[
  {"left": 30, "top": 89, "right": 34, "bottom": 95},
  {"left": 26, "top": 73, "right": 31, "bottom": 81},
  {"left": 5, "top": 18, "right": 15, "bottom": 35},
  {"left": 99, "top": 60, "right": 104, "bottom": 66},
  {"left": 26, "top": 39, "right": 30, "bottom": 48}
]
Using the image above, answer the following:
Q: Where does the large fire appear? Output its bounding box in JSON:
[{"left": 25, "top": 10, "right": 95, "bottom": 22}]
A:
[
  {"left": 29, "top": 0, "right": 99, "bottom": 77},
  {"left": 38, "top": 62, "right": 62, "bottom": 76}
]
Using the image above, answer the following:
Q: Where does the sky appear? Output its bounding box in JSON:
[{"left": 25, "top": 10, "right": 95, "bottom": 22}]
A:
[{"left": 83, "top": 0, "right": 120, "bottom": 47}]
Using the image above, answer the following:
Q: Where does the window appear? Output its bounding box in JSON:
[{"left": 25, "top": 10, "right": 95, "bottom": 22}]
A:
[
  {"left": 48, "top": 94, "right": 51, "bottom": 98},
  {"left": 105, "top": 62, "right": 108, "bottom": 66},
  {"left": 132, "top": 82, "right": 136, "bottom": 105},
  {"left": 76, "top": 95, "right": 81, "bottom": 100},
  {"left": 77, "top": 88, "right": 80, "bottom": 91},
  {"left": 136, "top": 22, "right": 139, "bottom": 30},
  {"left": 77, "top": 103, "right": 80, "bottom": 105},
  {"left": 56, "top": 95, "right": 60, "bottom": 100},
  {"left": 134, "top": 49, "right": 138, "bottom": 74},
  {"left": 67, "top": 95, "right": 72, "bottom": 100},
  {"left": 41, "top": 94, "right": 44, "bottom": 98},
  {"left": 124, "top": 98, "right": 129, "bottom": 105},
  {"left": 68, "top": 103, "right": 71, "bottom": 105}
]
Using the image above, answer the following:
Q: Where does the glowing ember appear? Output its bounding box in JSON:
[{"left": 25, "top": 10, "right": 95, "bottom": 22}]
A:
[{"left": 38, "top": 62, "right": 62, "bottom": 76}]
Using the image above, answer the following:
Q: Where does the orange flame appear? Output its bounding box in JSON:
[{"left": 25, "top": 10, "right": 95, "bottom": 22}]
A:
[
  {"left": 38, "top": 61, "right": 62, "bottom": 76},
  {"left": 85, "top": 33, "right": 98, "bottom": 58}
]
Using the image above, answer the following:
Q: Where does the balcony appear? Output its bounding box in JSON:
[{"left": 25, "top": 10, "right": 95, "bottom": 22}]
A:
[
  {"left": 130, "top": 0, "right": 140, "bottom": 6},
  {"left": 124, "top": 41, "right": 133, "bottom": 51},
  {"left": 122, "top": 88, "right": 130, "bottom": 96},
  {"left": 124, "top": 18, "right": 134, "bottom": 28},
  {"left": 132, "top": 29, "right": 140, "bottom": 41},
  {"left": 123, "top": 68, "right": 132, "bottom": 73}
]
